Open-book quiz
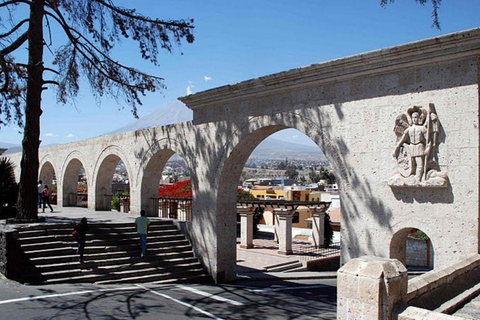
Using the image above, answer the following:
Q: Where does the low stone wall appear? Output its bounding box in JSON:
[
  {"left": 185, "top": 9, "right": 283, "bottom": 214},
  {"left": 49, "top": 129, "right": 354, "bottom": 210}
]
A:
[
  {"left": 406, "top": 253, "right": 480, "bottom": 311},
  {"left": 337, "top": 255, "right": 480, "bottom": 319},
  {"left": 398, "top": 306, "right": 465, "bottom": 320},
  {"left": 306, "top": 254, "right": 340, "bottom": 271},
  {"left": 0, "top": 223, "right": 22, "bottom": 280}
]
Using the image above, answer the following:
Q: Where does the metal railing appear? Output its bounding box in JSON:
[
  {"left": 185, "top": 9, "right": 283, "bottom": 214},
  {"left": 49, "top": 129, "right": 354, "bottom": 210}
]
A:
[{"left": 294, "top": 241, "right": 341, "bottom": 261}]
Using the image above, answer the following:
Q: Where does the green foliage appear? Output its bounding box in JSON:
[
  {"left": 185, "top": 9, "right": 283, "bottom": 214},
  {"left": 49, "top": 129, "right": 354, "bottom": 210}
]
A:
[
  {"left": 111, "top": 195, "right": 120, "bottom": 211},
  {"left": 237, "top": 189, "right": 254, "bottom": 201},
  {"left": 0, "top": 157, "right": 18, "bottom": 215},
  {"left": 253, "top": 207, "right": 264, "bottom": 233},
  {"left": 415, "top": 230, "right": 430, "bottom": 241},
  {"left": 380, "top": 0, "right": 441, "bottom": 30},
  {"left": 309, "top": 166, "right": 336, "bottom": 184},
  {"left": 285, "top": 165, "right": 298, "bottom": 180}
]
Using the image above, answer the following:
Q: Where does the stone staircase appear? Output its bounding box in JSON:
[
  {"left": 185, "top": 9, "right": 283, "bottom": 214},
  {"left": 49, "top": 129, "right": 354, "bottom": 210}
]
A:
[
  {"left": 264, "top": 260, "right": 306, "bottom": 273},
  {"left": 17, "top": 221, "right": 212, "bottom": 285}
]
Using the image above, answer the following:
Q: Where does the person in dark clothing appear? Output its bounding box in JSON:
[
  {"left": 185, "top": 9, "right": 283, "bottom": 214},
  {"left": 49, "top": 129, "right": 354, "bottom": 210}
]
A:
[
  {"left": 73, "top": 217, "right": 89, "bottom": 263},
  {"left": 37, "top": 180, "right": 44, "bottom": 209},
  {"left": 42, "top": 185, "right": 54, "bottom": 213}
]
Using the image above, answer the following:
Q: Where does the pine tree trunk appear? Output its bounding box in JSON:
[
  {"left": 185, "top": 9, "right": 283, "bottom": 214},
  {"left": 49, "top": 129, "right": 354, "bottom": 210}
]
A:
[{"left": 16, "top": 0, "right": 44, "bottom": 220}]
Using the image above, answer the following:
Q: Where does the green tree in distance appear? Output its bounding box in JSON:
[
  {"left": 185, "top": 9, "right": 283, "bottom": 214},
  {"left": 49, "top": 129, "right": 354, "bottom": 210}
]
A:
[
  {"left": 381, "top": 0, "right": 442, "bottom": 29},
  {"left": 0, "top": 0, "right": 194, "bottom": 220}
]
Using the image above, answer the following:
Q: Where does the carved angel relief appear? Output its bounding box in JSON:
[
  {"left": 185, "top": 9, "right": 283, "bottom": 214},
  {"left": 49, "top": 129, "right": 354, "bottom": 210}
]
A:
[{"left": 388, "top": 104, "right": 448, "bottom": 188}]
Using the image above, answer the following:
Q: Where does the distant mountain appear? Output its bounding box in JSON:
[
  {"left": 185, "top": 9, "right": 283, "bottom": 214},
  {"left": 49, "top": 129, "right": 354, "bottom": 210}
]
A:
[
  {"left": 0, "top": 141, "right": 19, "bottom": 149},
  {"left": 251, "top": 138, "right": 326, "bottom": 161},
  {"left": 105, "top": 100, "right": 193, "bottom": 135},
  {"left": 1, "top": 102, "right": 325, "bottom": 161},
  {"left": 0, "top": 142, "right": 21, "bottom": 155}
]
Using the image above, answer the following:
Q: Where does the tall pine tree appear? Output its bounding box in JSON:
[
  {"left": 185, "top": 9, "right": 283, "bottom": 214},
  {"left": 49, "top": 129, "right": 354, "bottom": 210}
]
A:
[{"left": 0, "top": 0, "right": 194, "bottom": 220}]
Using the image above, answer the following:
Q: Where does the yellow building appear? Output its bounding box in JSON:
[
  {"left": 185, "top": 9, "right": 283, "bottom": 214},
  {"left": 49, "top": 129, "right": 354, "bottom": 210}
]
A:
[
  {"left": 250, "top": 186, "right": 286, "bottom": 200},
  {"left": 285, "top": 189, "right": 311, "bottom": 201},
  {"left": 261, "top": 206, "right": 312, "bottom": 228}
]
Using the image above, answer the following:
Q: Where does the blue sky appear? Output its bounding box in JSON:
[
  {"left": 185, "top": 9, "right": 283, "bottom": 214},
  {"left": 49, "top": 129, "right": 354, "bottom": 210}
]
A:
[{"left": 1, "top": 0, "right": 479, "bottom": 146}]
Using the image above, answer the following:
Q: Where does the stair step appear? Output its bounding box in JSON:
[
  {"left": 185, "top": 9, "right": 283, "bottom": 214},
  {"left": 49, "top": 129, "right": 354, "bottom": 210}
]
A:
[
  {"left": 19, "top": 229, "right": 181, "bottom": 244},
  {"left": 33, "top": 267, "right": 207, "bottom": 285},
  {"left": 17, "top": 221, "right": 175, "bottom": 238},
  {"left": 285, "top": 265, "right": 307, "bottom": 273},
  {"left": 26, "top": 244, "right": 194, "bottom": 265},
  {"left": 24, "top": 260, "right": 203, "bottom": 281},
  {"left": 17, "top": 221, "right": 212, "bottom": 284},
  {"left": 22, "top": 238, "right": 190, "bottom": 257},
  {"left": 265, "top": 261, "right": 303, "bottom": 272},
  {"left": 25, "top": 252, "right": 196, "bottom": 272},
  {"left": 95, "top": 268, "right": 208, "bottom": 285}
]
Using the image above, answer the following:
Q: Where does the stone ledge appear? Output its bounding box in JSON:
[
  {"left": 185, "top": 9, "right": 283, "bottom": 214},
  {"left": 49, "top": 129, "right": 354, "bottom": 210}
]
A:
[
  {"left": 180, "top": 28, "right": 480, "bottom": 109},
  {"left": 406, "top": 254, "right": 480, "bottom": 309},
  {"left": 398, "top": 306, "right": 465, "bottom": 320}
]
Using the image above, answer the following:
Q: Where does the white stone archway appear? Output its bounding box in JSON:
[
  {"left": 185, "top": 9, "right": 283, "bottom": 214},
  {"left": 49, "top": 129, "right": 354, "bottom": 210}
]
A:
[
  {"left": 213, "top": 115, "right": 336, "bottom": 281},
  {"left": 92, "top": 146, "right": 133, "bottom": 212},
  {"left": 61, "top": 151, "right": 89, "bottom": 208},
  {"left": 39, "top": 155, "right": 58, "bottom": 192},
  {"left": 390, "top": 226, "right": 435, "bottom": 270}
]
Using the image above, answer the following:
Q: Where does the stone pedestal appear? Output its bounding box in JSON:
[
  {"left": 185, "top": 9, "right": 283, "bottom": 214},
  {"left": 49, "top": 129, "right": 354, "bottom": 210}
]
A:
[
  {"left": 238, "top": 206, "right": 254, "bottom": 249},
  {"left": 337, "top": 256, "right": 408, "bottom": 320},
  {"left": 275, "top": 209, "right": 293, "bottom": 255},
  {"left": 311, "top": 210, "right": 325, "bottom": 248}
]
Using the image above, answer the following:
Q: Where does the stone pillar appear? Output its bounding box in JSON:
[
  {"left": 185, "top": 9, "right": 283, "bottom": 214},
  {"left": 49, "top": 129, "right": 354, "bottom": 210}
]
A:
[
  {"left": 311, "top": 209, "right": 325, "bottom": 248},
  {"left": 273, "top": 210, "right": 279, "bottom": 242},
  {"left": 275, "top": 209, "right": 293, "bottom": 255},
  {"left": 237, "top": 206, "right": 254, "bottom": 249},
  {"left": 337, "top": 256, "right": 408, "bottom": 320}
]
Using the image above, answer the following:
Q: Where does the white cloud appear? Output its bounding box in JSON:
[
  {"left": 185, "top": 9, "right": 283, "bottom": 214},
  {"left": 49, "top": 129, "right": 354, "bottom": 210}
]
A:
[
  {"left": 186, "top": 81, "right": 195, "bottom": 95},
  {"left": 292, "top": 135, "right": 298, "bottom": 139},
  {"left": 44, "top": 132, "right": 58, "bottom": 137},
  {"left": 204, "top": 76, "right": 212, "bottom": 82},
  {"left": 66, "top": 133, "right": 75, "bottom": 138}
]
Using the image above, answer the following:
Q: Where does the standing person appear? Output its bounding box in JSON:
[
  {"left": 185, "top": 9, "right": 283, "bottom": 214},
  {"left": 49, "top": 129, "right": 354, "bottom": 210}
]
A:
[
  {"left": 42, "top": 185, "right": 54, "bottom": 213},
  {"left": 73, "top": 217, "right": 89, "bottom": 263},
  {"left": 37, "top": 180, "right": 44, "bottom": 209},
  {"left": 135, "top": 210, "right": 151, "bottom": 258}
]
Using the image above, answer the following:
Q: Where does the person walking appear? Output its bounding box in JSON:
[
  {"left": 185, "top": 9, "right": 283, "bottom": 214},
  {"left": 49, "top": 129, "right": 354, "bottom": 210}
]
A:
[
  {"left": 42, "top": 185, "right": 54, "bottom": 213},
  {"left": 37, "top": 180, "right": 44, "bottom": 209},
  {"left": 135, "top": 210, "right": 151, "bottom": 258},
  {"left": 73, "top": 217, "right": 89, "bottom": 263}
]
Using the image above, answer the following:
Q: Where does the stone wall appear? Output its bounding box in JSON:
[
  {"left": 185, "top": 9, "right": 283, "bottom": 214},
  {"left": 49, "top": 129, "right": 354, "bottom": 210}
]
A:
[{"left": 0, "top": 224, "right": 21, "bottom": 280}]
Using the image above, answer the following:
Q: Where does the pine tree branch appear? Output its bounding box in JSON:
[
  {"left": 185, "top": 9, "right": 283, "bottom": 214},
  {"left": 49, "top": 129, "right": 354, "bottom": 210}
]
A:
[
  {"left": 0, "top": 19, "right": 29, "bottom": 38},
  {"left": 0, "top": 55, "right": 9, "bottom": 92},
  {"left": 0, "top": 31, "right": 28, "bottom": 55},
  {"left": 0, "top": 0, "right": 32, "bottom": 8},
  {"left": 91, "top": 0, "right": 194, "bottom": 29},
  {"left": 44, "top": 9, "right": 162, "bottom": 90}
]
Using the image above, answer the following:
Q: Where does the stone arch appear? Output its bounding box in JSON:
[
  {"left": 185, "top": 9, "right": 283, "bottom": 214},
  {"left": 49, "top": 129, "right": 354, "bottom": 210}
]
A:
[
  {"left": 216, "top": 113, "right": 338, "bottom": 281},
  {"left": 39, "top": 155, "right": 58, "bottom": 190},
  {"left": 93, "top": 146, "right": 132, "bottom": 211},
  {"left": 137, "top": 138, "right": 194, "bottom": 216},
  {"left": 62, "top": 151, "right": 88, "bottom": 207},
  {"left": 390, "top": 227, "right": 434, "bottom": 270}
]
